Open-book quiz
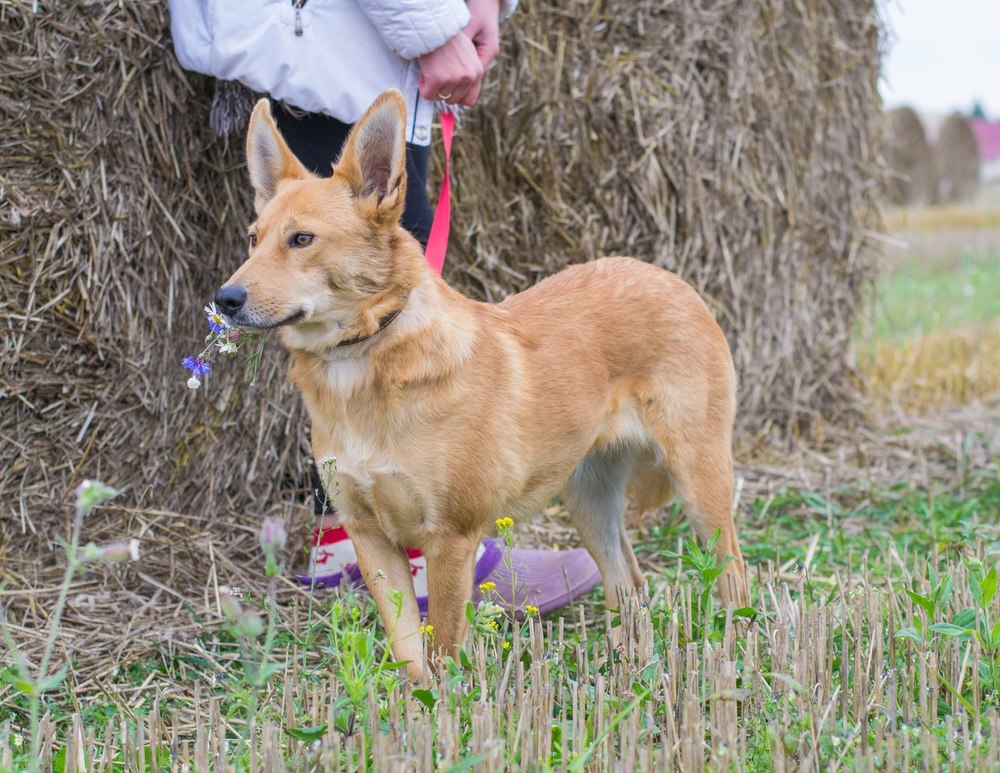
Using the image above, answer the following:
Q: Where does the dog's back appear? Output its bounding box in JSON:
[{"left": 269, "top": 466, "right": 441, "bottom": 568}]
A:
[{"left": 500, "top": 256, "right": 734, "bottom": 415}]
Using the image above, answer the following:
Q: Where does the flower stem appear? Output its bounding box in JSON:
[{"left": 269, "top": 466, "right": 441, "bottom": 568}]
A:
[{"left": 27, "top": 502, "right": 85, "bottom": 770}]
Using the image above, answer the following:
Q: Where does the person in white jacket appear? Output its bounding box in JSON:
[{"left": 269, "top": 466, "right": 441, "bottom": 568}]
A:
[
  {"left": 169, "top": 0, "right": 602, "bottom": 614},
  {"left": 171, "top": 0, "right": 511, "bottom": 240}
]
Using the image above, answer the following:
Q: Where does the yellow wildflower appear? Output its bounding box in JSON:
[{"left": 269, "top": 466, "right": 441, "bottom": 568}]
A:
[
  {"left": 479, "top": 581, "right": 496, "bottom": 592},
  {"left": 419, "top": 624, "right": 434, "bottom": 636},
  {"left": 489, "top": 620, "right": 500, "bottom": 630},
  {"left": 525, "top": 605, "right": 539, "bottom": 615},
  {"left": 503, "top": 641, "right": 511, "bottom": 650},
  {"left": 494, "top": 517, "right": 514, "bottom": 531}
]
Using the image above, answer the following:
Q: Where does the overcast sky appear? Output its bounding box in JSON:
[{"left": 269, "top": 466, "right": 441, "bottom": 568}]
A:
[{"left": 880, "top": 0, "right": 1000, "bottom": 117}]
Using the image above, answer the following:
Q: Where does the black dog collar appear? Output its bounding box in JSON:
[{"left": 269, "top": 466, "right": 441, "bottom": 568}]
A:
[{"left": 336, "top": 307, "right": 404, "bottom": 347}]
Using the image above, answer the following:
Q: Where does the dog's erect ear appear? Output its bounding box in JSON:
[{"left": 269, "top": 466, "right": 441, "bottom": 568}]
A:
[
  {"left": 246, "top": 99, "right": 311, "bottom": 213},
  {"left": 335, "top": 89, "right": 407, "bottom": 224}
]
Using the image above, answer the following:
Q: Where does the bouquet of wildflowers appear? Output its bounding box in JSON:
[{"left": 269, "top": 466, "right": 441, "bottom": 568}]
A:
[{"left": 182, "top": 303, "right": 266, "bottom": 389}]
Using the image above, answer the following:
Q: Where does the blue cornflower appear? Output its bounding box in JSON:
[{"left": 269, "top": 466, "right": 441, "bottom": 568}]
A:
[
  {"left": 182, "top": 356, "right": 211, "bottom": 377},
  {"left": 205, "top": 303, "right": 230, "bottom": 335}
]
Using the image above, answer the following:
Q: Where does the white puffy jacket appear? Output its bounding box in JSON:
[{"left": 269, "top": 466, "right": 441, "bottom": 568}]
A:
[{"left": 169, "top": 0, "right": 513, "bottom": 146}]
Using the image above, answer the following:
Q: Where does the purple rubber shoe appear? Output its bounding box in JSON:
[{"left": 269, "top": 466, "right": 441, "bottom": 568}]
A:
[
  {"left": 297, "top": 530, "right": 600, "bottom": 616},
  {"left": 474, "top": 542, "right": 602, "bottom": 615}
]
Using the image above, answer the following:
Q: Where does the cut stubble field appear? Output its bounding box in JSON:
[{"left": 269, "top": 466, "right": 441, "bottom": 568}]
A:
[{"left": 2, "top": 464, "right": 999, "bottom": 771}]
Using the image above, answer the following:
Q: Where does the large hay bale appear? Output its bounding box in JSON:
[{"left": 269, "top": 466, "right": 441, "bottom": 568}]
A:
[
  {"left": 443, "top": 0, "right": 884, "bottom": 437},
  {"left": 883, "top": 106, "right": 935, "bottom": 205},
  {"left": 932, "top": 113, "right": 980, "bottom": 203},
  {"left": 1, "top": 3, "right": 289, "bottom": 520},
  {"left": 1, "top": 0, "right": 884, "bottom": 521}
]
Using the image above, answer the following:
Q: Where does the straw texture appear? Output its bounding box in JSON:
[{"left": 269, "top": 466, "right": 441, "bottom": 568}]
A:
[{"left": 2, "top": 0, "right": 884, "bottom": 524}]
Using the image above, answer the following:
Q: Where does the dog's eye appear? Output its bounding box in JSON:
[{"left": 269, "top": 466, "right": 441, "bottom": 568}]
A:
[
  {"left": 290, "top": 232, "right": 315, "bottom": 248},
  {"left": 248, "top": 232, "right": 257, "bottom": 249}
]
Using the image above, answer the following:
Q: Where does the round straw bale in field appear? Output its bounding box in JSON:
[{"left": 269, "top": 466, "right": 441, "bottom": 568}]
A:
[
  {"left": 0, "top": 0, "right": 884, "bottom": 524},
  {"left": 883, "top": 106, "right": 935, "bottom": 205},
  {"left": 932, "top": 113, "right": 980, "bottom": 203}
]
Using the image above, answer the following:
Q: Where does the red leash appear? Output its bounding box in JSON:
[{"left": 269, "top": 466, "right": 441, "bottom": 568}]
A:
[{"left": 424, "top": 110, "right": 454, "bottom": 275}]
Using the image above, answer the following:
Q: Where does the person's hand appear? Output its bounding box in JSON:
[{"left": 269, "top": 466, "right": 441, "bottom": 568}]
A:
[
  {"left": 418, "top": 0, "right": 502, "bottom": 107},
  {"left": 463, "top": 0, "right": 502, "bottom": 70},
  {"left": 417, "top": 32, "right": 484, "bottom": 107}
]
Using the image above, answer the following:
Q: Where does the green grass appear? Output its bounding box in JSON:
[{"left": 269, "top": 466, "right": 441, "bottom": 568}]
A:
[
  {"left": 871, "top": 246, "right": 1000, "bottom": 341},
  {"left": 638, "top": 468, "right": 1000, "bottom": 583}
]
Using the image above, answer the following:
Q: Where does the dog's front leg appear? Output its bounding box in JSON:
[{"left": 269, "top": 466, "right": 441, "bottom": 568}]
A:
[
  {"left": 348, "top": 527, "right": 424, "bottom": 682},
  {"left": 425, "top": 533, "right": 480, "bottom": 669}
]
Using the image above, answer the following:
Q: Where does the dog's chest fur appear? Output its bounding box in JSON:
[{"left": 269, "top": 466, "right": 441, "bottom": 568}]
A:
[{"left": 299, "top": 358, "right": 445, "bottom": 548}]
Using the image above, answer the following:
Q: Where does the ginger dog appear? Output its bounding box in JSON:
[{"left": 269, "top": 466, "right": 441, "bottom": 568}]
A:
[{"left": 215, "top": 90, "right": 746, "bottom": 680}]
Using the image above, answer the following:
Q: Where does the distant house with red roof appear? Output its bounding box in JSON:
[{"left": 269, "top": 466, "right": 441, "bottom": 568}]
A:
[{"left": 971, "top": 119, "right": 1000, "bottom": 180}]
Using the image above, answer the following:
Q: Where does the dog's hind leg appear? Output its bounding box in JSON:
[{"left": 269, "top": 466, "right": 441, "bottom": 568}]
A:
[
  {"left": 349, "top": 526, "right": 425, "bottom": 682},
  {"left": 626, "top": 448, "right": 676, "bottom": 515},
  {"left": 672, "top": 449, "right": 746, "bottom": 607},
  {"left": 652, "top": 427, "right": 747, "bottom": 609},
  {"left": 562, "top": 445, "right": 646, "bottom": 609}
]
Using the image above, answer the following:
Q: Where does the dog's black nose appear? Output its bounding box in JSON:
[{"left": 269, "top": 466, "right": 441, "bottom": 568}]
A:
[{"left": 214, "top": 285, "right": 247, "bottom": 316}]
